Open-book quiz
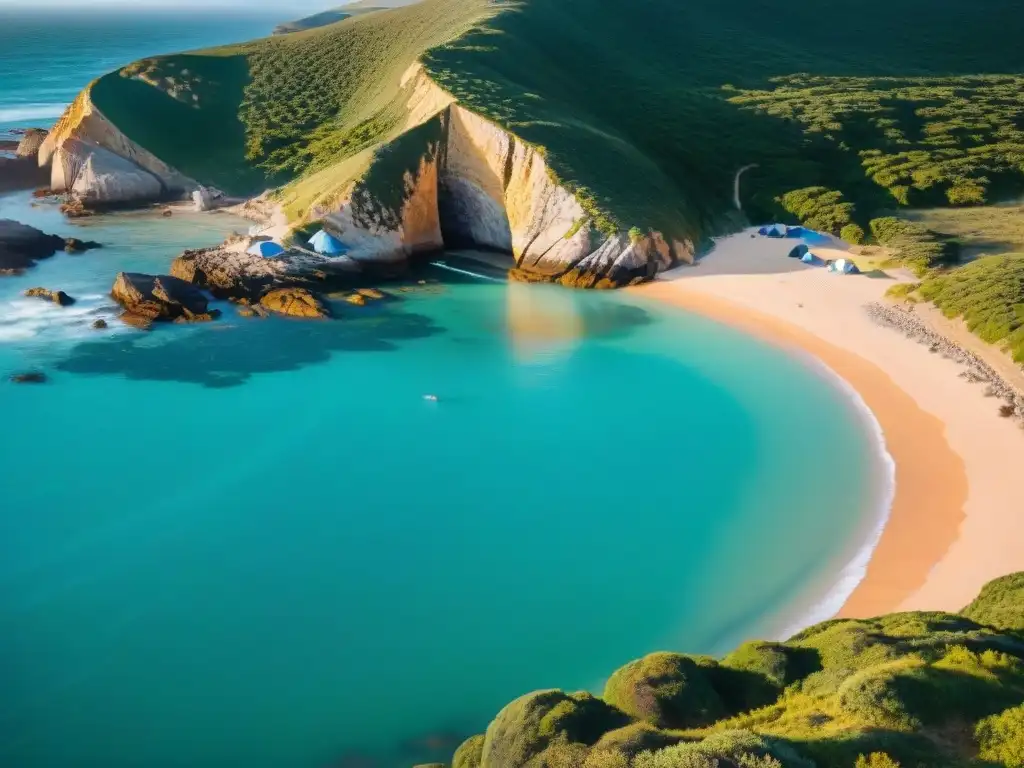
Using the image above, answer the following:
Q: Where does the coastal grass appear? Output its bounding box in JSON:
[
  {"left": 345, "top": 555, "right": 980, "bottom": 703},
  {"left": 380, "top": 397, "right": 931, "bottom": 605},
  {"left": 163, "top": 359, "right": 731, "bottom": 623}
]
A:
[
  {"left": 451, "top": 578, "right": 1024, "bottom": 767},
  {"left": 902, "top": 205, "right": 1024, "bottom": 261},
  {"left": 88, "top": 0, "right": 1024, "bottom": 247},
  {"left": 918, "top": 253, "right": 1024, "bottom": 362}
]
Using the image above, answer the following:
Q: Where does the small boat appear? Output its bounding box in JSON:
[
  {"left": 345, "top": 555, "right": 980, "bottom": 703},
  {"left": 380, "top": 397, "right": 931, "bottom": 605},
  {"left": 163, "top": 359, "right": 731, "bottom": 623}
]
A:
[{"left": 423, "top": 394, "right": 439, "bottom": 402}]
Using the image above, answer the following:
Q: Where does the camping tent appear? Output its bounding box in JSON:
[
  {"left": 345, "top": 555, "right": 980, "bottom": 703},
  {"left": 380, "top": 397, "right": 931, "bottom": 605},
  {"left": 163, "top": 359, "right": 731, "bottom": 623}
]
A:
[
  {"left": 764, "top": 223, "right": 787, "bottom": 238},
  {"left": 247, "top": 241, "right": 285, "bottom": 258},
  {"left": 788, "top": 244, "right": 809, "bottom": 259},
  {"left": 801, "top": 252, "right": 824, "bottom": 266},
  {"left": 830, "top": 258, "right": 859, "bottom": 274},
  {"left": 785, "top": 226, "right": 805, "bottom": 238},
  {"left": 308, "top": 229, "right": 347, "bottom": 256}
]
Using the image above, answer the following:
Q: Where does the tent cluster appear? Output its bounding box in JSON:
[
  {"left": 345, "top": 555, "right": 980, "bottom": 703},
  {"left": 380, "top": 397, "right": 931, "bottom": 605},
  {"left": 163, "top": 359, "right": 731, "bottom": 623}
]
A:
[
  {"left": 757, "top": 224, "right": 807, "bottom": 239},
  {"left": 786, "top": 244, "right": 859, "bottom": 273},
  {"left": 243, "top": 229, "right": 349, "bottom": 259}
]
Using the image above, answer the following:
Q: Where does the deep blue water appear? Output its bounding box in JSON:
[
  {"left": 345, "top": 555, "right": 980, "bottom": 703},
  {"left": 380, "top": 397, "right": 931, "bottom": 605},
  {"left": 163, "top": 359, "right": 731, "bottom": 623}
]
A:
[
  {"left": 0, "top": 9, "right": 284, "bottom": 140},
  {"left": 0, "top": 11, "right": 887, "bottom": 768}
]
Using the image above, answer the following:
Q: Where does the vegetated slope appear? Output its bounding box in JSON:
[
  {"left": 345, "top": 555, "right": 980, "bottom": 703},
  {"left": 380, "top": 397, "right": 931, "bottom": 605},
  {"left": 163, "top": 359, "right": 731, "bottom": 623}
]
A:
[
  {"left": 447, "top": 573, "right": 1024, "bottom": 768},
  {"left": 917, "top": 253, "right": 1024, "bottom": 363},
  {"left": 272, "top": 0, "right": 421, "bottom": 35},
  {"left": 91, "top": 0, "right": 1024, "bottom": 246}
]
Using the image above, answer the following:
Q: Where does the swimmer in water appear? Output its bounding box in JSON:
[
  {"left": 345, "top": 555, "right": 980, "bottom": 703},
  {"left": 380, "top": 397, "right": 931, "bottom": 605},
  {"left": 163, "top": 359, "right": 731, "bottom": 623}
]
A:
[{"left": 423, "top": 394, "right": 439, "bottom": 402}]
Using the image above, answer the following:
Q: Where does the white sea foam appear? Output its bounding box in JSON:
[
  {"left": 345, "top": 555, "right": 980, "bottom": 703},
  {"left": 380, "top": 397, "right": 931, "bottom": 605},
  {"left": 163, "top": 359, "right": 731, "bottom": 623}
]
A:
[
  {"left": 771, "top": 352, "right": 898, "bottom": 640},
  {"left": 0, "top": 103, "right": 68, "bottom": 122},
  {"left": 0, "top": 296, "right": 123, "bottom": 344}
]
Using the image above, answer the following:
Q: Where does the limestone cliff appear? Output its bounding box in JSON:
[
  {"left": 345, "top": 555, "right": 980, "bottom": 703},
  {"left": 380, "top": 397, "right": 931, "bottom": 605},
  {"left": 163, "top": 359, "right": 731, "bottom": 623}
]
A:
[
  {"left": 300, "top": 66, "right": 693, "bottom": 286},
  {"left": 39, "top": 87, "right": 198, "bottom": 204}
]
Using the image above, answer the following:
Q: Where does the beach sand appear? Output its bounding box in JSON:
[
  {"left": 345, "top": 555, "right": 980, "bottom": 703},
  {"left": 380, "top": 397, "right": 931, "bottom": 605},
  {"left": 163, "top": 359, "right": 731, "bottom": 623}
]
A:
[{"left": 631, "top": 230, "right": 1024, "bottom": 618}]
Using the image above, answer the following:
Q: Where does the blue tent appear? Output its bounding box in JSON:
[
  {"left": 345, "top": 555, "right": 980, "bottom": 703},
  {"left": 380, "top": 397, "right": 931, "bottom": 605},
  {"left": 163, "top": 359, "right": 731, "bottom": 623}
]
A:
[
  {"left": 308, "top": 229, "right": 347, "bottom": 256},
  {"left": 829, "top": 258, "right": 860, "bottom": 274},
  {"left": 801, "top": 252, "right": 824, "bottom": 266},
  {"left": 765, "top": 223, "right": 787, "bottom": 238},
  {"left": 785, "top": 226, "right": 805, "bottom": 238},
  {"left": 788, "top": 244, "right": 809, "bottom": 259},
  {"left": 247, "top": 241, "right": 285, "bottom": 258}
]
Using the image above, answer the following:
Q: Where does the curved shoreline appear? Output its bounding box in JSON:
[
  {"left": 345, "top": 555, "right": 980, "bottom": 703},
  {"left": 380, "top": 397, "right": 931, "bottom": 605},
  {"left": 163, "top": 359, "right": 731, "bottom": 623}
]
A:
[{"left": 635, "top": 280, "right": 967, "bottom": 620}]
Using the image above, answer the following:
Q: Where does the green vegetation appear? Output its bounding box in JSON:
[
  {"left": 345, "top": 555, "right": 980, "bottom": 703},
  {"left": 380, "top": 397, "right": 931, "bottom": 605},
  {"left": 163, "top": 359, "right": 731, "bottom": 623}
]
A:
[
  {"left": 902, "top": 205, "right": 1024, "bottom": 261},
  {"left": 869, "top": 217, "right": 960, "bottom": 275},
  {"left": 962, "top": 572, "right": 1024, "bottom": 633},
  {"left": 88, "top": 0, "right": 1024, "bottom": 250},
  {"left": 918, "top": 254, "right": 1024, "bottom": 361},
  {"left": 449, "top": 573, "right": 1024, "bottom": 767}
]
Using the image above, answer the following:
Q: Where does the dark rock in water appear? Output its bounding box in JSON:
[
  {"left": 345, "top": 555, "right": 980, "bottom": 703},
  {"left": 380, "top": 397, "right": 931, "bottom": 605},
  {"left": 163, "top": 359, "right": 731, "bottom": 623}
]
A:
[
  {"left": 0, "top": 219, "right": 65, "bottom": 274},
  {"left": 260, "top": 287, "right": 329, "bottom": 318},
  {"left": 60, "top": 198, "right": 92, "bottom": 218},
  {"left": 92, "top": 318, "right": 108, "bottom": 329},
  {"left": 111, "top": 272, "right": 211, "bottom": 322},
  {"left": 162, "top": 209, "right": 173, "bottom": 217},
  {"left": 24, "top": 287, "right": 75, "bottom": 306},
  {"left": 64, "top": 238, "right": 101, "bottom": 253},
  {"left": 10, "top": 371, "right": 47, "bottom": 384}
]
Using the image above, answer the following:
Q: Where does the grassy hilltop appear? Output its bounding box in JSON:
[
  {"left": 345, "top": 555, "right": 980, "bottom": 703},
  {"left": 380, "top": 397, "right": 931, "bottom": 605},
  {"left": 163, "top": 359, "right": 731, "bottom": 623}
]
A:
[
  {"left": 89, "top": 0, "right": 1024, "bottom": 248},
  {"left": 444, "top": 573, "right": 1024, "bottom": 768}
]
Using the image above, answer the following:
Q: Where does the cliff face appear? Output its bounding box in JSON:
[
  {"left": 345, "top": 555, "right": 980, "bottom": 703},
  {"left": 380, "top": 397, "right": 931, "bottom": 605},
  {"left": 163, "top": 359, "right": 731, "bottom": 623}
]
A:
[
  {"left": 303, "top": 69, "right": 693, "bottom": 286},
  {"left": 39, "top": 87, "right": 198, "bottom": 204}
]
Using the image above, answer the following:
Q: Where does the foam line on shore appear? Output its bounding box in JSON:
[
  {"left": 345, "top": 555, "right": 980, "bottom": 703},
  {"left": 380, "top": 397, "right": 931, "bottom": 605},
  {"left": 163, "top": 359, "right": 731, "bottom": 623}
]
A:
[{"left": 771, "top": 351, "right": 897, "bottom": 640}]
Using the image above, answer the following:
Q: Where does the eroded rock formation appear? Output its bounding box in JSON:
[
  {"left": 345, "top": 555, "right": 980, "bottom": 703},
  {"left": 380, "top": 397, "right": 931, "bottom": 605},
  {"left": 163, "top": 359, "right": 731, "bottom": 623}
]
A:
[
  {"left": 24, "top": 287, "right": 76, "bottom": 306},
  {"left": 0, "top": 220, "right": 67, "bottom": 274},
  {"left": 111, "top": 272, "right": 219, "bottom": 324}
]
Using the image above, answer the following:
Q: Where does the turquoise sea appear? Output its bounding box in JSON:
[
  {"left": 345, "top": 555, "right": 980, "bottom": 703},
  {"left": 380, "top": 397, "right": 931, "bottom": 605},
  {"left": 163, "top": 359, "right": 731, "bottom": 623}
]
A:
[{"left": 0, "top": 12, "right": 889, "bottom": 768}]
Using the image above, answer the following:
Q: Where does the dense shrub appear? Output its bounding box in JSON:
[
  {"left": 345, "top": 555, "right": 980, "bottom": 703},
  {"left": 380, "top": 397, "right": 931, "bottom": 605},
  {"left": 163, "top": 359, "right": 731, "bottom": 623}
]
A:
[
  {"left": 977, "top": 703, "right": 1024, "bottom": 767},
  {"left": 603, "top": 653, "right": 725, "bottom": 728},
  {"left": 869, "top": 216, "right": 959, "bottom": 274},
  {"left": 452, "top": 734, "right": 485, "bottom": 768},
  {"left": 778, "top": 187, "right": 856, "bottom": 235},
  {"left": 841, "top": 223, "right": 866, "bottom": 245},
  {"left": 918, "top": 254, "right": 1024, "bottom": 362},
  {"left": 962, "top": 572, "right": 1024, "bottom": 632}
]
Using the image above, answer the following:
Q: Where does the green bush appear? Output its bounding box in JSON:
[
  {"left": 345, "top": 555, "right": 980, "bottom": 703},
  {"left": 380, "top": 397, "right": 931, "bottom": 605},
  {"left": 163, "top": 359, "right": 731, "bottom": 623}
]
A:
[
  {"left": 918, "top": 254, "right": 1024, "bottom": 362},
  {"left": 603, "top": 653, "right": 725, "bottom": 728},
  {"left": 962, "top": 572, "right": 1024, "bottom": 632},
  {"left": 841, "top": 223, "right": 866, "bottom": 245},
  {"left": 976, "top": 703, "right": 1024, "bottom": 767},
  {"left": 452, "top": 734, "right": 485, "bottom": 768},
  {"left": 779, "top": 187, "right": 856, "bottom": 235},
  {"left": 869, "top": 216, "right": 959, "bottom": 274},
  {"left": 855, "top": 753, "right": 902, "bottom": 768}
]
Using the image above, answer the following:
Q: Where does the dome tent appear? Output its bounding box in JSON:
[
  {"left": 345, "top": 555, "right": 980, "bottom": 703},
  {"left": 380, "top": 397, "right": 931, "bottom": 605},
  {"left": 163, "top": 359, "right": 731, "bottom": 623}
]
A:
[
  {"left": 247, "top": 240, "right": 285, "bottom": 258},
  {"left": 759, "top": 223, "right": 788, "bottom": 238},
  {"left": 801, "top": 251, "right": 825, "bottom": 266},
  {"left": 829, "top": 258, "right": 860, "bottom": 274},
  {"left": 308, "top": 229, "right": 347, "bottom": 256},
  {"left": 788, "top": 244, "right": 809, "bottom": 259}
]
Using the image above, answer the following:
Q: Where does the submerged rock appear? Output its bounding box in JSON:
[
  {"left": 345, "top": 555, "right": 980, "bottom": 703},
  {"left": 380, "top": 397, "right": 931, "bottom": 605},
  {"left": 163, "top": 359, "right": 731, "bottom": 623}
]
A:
[
  {"left": 119, "top": 312, "right": 153, "bottom": 330},
  {"left": 0, "top": 219, "right": 66, "bottom": 274},
  {"left": 24, "top": 287, "right": 75, "bottom": 306},
  {"left": 260, "top": 287, "right": 329, "bottom": 318},
  {"left": 111, "top": 271, "right": 212, "bottom": 321},
  {"left": 10, "top": 371, "right": 47, "bottom": 384},
  {"left": 92, "top": 318, "right": 108, "bottom": 329},
  {"left": 64, "top": 237, "right": 101, "bottom": 253},
  {"left": 356, "top": 287, "right": 386, "bottom": 300}
]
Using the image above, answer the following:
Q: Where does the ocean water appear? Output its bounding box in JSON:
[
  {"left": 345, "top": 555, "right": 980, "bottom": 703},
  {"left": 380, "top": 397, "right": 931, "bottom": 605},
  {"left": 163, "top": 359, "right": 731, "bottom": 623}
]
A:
[
  {"left": 0, "top": 9, "right": 284, "bottom": 140},
  {"left": 0, "top": 193, "right": 888, "bottom": 768},
  {"left": 0, "top": 11, "right": 888, "bottom": 768}
]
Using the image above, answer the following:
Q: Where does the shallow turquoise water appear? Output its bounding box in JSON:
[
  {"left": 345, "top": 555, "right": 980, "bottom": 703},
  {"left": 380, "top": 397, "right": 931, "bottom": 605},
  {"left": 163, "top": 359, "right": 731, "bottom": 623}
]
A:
[{"left": 0, "top": 193, "right": 885, "bottom": 767}]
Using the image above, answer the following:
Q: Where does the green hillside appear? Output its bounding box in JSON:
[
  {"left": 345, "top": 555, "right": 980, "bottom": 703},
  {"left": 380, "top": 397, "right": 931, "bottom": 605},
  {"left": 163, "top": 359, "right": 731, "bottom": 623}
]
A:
[
  {"left": 272, "top": 0, "right": 421, "bottom": 35},
  {"left": 446, "top": 573, "right": 1024, "bottom": 768},
  {"left": 90, "top": 0, "right": 1024, "bottom": 247}
]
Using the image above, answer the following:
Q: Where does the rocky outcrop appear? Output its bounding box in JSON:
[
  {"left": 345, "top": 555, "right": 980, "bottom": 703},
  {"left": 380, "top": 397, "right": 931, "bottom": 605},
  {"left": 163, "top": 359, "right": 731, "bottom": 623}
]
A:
[
  {"left": 0, "top": 156, "right": 49, "bottom": 195},
  {"left": 111, "top": 272, "right": 217, "bottom": 322},
  {"left": 16, "top": 129, "right": 48, "bottom": 158},
  {"left": 39, "top": 86, "right": 198, "bottom": 206},
  {"left": 260, "top": 288, "right": 330, "bottom": 318},
  {"left": 25, "top": 287, "right": 75, "bottom": 306},
  {"left": 0, "top": 220, "right": 65, "bottom": 274},
  {"left": 50, "top": 138, "right": 165, "bottom": 206}
]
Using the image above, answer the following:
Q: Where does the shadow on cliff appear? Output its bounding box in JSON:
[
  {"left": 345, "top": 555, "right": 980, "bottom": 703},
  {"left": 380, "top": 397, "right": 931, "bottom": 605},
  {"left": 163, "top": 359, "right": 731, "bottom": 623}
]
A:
[{"left": 53, "top": 306, "right": 444, "bottom": 388}]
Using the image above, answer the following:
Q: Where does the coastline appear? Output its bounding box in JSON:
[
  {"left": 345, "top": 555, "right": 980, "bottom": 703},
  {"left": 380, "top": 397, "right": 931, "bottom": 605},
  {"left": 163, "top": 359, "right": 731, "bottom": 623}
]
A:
[{"left": 630, "top": 230, "right": 1024, "bottom": 620}]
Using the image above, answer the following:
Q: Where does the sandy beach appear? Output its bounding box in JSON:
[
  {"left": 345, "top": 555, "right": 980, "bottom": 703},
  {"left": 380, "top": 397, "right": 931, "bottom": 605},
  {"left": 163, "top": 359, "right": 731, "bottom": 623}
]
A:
[{"left": 631, "top": 230, "right": 1024, "bottom": 617}]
